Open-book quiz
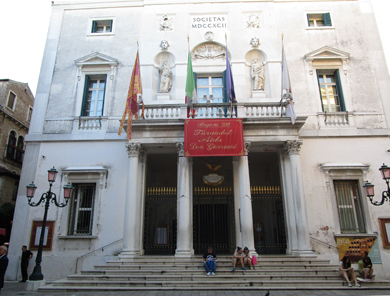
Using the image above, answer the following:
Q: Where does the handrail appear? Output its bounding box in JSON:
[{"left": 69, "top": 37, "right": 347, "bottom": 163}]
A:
[
  {"left": 310, "top": 236, "right": 340, "bottom": 251},
  {"left": 75, "top": 238, "right": 122, "bottom": 274}
]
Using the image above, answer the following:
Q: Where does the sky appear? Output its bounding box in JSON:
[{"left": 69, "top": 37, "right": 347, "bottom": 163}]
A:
[{"left": 0, "top": 0, "right": 389, "bottom": 96}]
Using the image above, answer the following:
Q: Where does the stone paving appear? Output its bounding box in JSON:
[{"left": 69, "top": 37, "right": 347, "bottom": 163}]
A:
[{"left": 2, "top": 282, "right": 390, "bottom": 296}]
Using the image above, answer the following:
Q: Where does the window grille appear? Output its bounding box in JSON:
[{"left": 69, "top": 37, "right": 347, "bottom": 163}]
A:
[
  {"left": 334, "top": 180, "right": 366, "bottom": 233},
  {"left": 68, "top": 184, "right": 96, "bottom": 235}
]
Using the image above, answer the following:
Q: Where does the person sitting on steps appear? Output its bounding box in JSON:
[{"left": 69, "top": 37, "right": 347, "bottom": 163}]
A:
[
  {"left": 358, "top": 251, "right": 374, "bottom": 280},
  {"left": 232, "top": 246, "right": 246, "bottom": 271},
  {"left": 203, "top": 246, "right": 217, "bottom": 276},
  {"left": 243, "top": 247, "right": 254, "bottom": 270},
  {"left": 339, "top": 256, "right": 360, "bottom": 287}
]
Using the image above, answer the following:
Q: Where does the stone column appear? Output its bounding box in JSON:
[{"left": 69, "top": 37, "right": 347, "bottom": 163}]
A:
[
  {"left": 279, "top": 148, "right": 298, "bottom": 255},
  {"left": 138, "top": 149, "right": 147, "bottom": 255},
  {"left": 232, "top": 157, "right": 242, "bottom": 248},
  {"left": 175, "top": 142, "right": 193, "bottom": 257},
  {"left": 119, "top": 142, "right": 141, "bottom": 259},
  {"left": 238, "top": 142, "right": 257, "bottom": 255},
  {"left": 286, "top": 140, "right": 315, "bottom": 256}
]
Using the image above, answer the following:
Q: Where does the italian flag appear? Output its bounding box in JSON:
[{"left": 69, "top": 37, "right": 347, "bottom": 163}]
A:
[{"left": 185, "top": 51, "right": 197, "bottom": 118}]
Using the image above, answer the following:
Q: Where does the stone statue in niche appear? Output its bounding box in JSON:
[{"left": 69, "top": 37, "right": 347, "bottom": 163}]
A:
[
  {"left": 250, "top": 37, "right": 260, "bottom": 48},
  {"left": 193, "top": 43, "right": 225, "bottom": 60},
  {"left": 251, "top": 58, "right": 265, "bottom": 90},
  {"left": 245, "top": 14, "right": 261, "bottom": 29},
  {"left": 160, "top": 15, "right": 173, "bottom": 31},
  {"left": 159, "top": 60, "right": 172, "bottom": 92},
  {"left": 160, "top": 40, "right": 169, "bottom": 51}
]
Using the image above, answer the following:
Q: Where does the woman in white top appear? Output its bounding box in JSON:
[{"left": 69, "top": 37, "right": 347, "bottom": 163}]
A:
[{"left": 232, "top": 246, "right": 246, "bottom": 271}]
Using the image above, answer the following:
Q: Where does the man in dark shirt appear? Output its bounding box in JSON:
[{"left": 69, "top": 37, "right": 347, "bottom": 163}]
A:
[
  {"left": 20, "top": 246, "right": 33, "bottom": 282},
  {"left": 0, "top": 245, "right": 9, "bottom": 294},
  {"left": 203, "top": 246, "right": 217, "bottom": 276}
]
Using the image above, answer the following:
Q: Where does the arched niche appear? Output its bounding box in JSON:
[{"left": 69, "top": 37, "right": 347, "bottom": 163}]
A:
[
  {"left": 244, "top": 49, "right": 270, "bottom": 99},
  {"left": 153, "top": 51, "right": 176, "bottom": 100}
]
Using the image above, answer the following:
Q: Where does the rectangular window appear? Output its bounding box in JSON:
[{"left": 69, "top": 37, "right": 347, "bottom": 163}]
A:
[
  {"left": 197, "top": 74, "right": 223, "bottom": 103},
  {"left": 68, "top": 184, "right": 96, "bottom": 235},
  {"left": 334, "top": 180, "right": 366, "bottom": 234},
  {"left": 81, "top": 75, "right": 107, "bottom": 116},
  {"left": 27, "top": 106, "right": 33, "bottom": 122},
  {"left": 12, "top": 182, "right": 19, "bottom": 201},
  {"left": 307, "top": 13, "right": 332, "bottom": 27},
  {"left": 7, "top": 91, "right": 16, "bottom": 110},
  {"left": 91, "top": 20, "right": 113, "bottom": 33},
  {"left": 317, "top": 70, "right": 345, "bottom": 112}
]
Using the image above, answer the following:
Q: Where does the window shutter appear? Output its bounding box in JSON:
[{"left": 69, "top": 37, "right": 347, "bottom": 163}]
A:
[
  {"left": 193, "top": 72, "right": 198, "bottom": 90},
  {"left": 307, "top": 14, "right": 311, "bottom": 27},
  {"left": 81, "top": 75, "right": 90, "bottom": 116},
  {"left": 334, "top": 70, "right": 346, "bottom": 111},
  {"left": 316, "top": 70, "right": 325, "bottom": 112},
  {"left": 100, "top": 74, "right": 107, "bottom": 116},
  {"left": 323, "top": 13, "right": 332, "bottom": 26},
  {"left": 91, "top": 21, "right": 97, "bottom": 33},
  {"left": 109, "top": 20, "right": 113, "bottom": 32}
]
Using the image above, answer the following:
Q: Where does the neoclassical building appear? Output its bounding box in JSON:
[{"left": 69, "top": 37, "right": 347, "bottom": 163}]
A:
[{"left": 7, "top": 0, "right": 390, "bottom": 281}]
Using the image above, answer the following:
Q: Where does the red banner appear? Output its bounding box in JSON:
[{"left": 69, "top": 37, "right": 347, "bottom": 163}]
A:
[{"left": 184, "top": 119, "right": 245, "bottom": 157}]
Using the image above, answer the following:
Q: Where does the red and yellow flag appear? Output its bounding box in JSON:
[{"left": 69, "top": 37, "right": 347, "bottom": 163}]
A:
[{"left": 118, "top": 51, "right": 143, "bottom": 140}]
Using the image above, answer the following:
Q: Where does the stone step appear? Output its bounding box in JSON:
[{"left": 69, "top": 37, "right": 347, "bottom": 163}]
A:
[
  {"left": 67, "top": 274, "right": 342, "bottom": 281},
  {"left": 39, "top": 284, "right": 390, "bottom": 292},
  {"left": 49, "top": 279, "right": 346, "bottom": 287},
  {"left": 80, "top": 269, "right": 339, "bottom": 276},
  {"left": 105, "top": 258, "right": 331, "bottom": 264},
  {"left": 94, "top": 263, "right": 338, "bottom": 270}
]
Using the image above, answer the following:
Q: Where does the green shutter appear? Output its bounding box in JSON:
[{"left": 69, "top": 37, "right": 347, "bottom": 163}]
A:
[
  {"left": 100, "top": 74, "right": 107, "bottom": 116},
  {"left": 334, "top": 70, "right": 346, "bottom": 111},
  {"left": 92, "top": 21, "right": 97, "bottom": 33},
  {"left": 316, "top": 70, "right": 325, "bottom": 112},
  {"left": 323, "top": 13, "right": 332, "bottom": 26},
  {"left": 193, "top": 72, "right": 197, "bottom": 90},
  {"left": 307, "top": 14, "right": 311, "bottom": 26},
  {"left": 81, "top": 75, "right": 90, "bottom": 116},
  {"left": 109, "top": 20, "right": 113, "bottom": 32}
]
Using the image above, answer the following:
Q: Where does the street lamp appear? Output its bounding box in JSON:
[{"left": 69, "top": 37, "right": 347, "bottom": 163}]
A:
[
  {"left": 363, "top": 163, "right": 390, "bottom": 206},
  {"left": 25, "top": 167, "right": 74, "bottom": 281}
]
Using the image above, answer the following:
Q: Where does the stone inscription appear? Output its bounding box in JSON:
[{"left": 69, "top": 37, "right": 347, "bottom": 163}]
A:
[{"left": 191, "top": 15, "right": 227, "bottom": 30}]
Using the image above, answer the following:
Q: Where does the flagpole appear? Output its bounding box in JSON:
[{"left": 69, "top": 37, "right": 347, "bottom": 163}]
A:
[
  {"left": 281, "top": 33, "right": 284, "bottom": 103},
  {"left": 226, "top": 33, "right": 233, "bottom": 118}
]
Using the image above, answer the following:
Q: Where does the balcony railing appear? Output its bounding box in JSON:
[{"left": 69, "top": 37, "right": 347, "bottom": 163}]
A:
[{"left": 139, "top": 102, "right": 287, "bottom": 120}]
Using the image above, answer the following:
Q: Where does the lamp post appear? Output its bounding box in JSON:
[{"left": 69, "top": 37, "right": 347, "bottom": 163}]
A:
[
  {"left": 26, "top": 167, "right": 74, "bottom": 281},
  {"left": 363, "top": 163, "right": 390, "bottom": 206}
]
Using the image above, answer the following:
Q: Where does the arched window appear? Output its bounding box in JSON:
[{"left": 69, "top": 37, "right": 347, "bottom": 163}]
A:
[
  {"left": 15, "top": 136, "right": 24, "bottom": 162},
  {"left": 6, "top": 131, "right": 17, "bottom": 159}
]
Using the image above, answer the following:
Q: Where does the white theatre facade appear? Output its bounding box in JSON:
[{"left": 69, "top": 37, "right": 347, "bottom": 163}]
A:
[{"left": 7, "top": 0, "right": 390, "bottom": 281}]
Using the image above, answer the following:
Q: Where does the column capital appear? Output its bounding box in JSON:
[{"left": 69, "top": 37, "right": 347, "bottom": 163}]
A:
[
  {"left": 286, "top": 140, "right": 303, "bottom": 155},
  {"left": 176, "top": 142, "right": 185, "bottom": 157},
  {"left": 244, "top": 141, "right": 251, "bottom": 155},
  {"left": 279, "top": 147, "right": 289, "bottom": 158},
  {"left": 126, "top": 142, "right": 141, "bottom": 158}
]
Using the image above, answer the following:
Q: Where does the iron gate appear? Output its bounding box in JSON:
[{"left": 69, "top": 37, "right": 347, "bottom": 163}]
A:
[
  {"left": 193, "top": 187, "right": 235, "bottom": 254},
  {"left": 251, "top": 186, "right": 286, "bottom": 254},
  {"left": 143, "top": 187, "right": 177, "bottom": 255}
]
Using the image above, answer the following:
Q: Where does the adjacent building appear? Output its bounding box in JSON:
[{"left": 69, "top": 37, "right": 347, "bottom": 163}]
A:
[
  {"left": 7, "top": 0, "right": 390, "bottom": 281},
  {"left": 0, "top": 79, "right": 34, "bottom": 244}
]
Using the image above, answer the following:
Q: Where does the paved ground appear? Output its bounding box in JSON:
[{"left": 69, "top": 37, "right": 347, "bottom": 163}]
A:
[{"left": 2, "top": 282, "right": 390, "bottom": 296}]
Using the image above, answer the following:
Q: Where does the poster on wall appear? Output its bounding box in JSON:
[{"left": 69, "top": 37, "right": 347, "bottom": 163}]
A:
[
  {"left": 336, "top": 236, "right": 381, "bottom": 263},
  {"left": 29, "top": 221, "right": 55, "bottom": 250},
  {"left": 184, "top": 119, "right": 245, "bottom": 157}
]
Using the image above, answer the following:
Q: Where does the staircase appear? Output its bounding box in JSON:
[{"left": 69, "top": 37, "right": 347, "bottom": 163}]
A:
[{"left": 40, "top": 256, "right": 389, "bottom": 292}]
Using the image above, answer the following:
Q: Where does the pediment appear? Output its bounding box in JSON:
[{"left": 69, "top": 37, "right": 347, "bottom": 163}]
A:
[
  {"left": 304, "top": 46, "right": 350, "bottom": 62},
  {"left": 75, "top": 52, "right": 118, "bottom": 66}
]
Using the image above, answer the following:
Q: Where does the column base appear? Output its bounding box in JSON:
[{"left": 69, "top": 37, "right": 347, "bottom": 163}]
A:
[
  {"left": 295, "top": 250, "right": 317, "bottom": 257},
  {"left": 26, "top": 280, "right": 46, "bottom": 291},
  {"left": 118, "top": 250, "right": 140, "bottom": 259},
  {"left": 175, "top": 250, "right": 192, "bottom": 258}
]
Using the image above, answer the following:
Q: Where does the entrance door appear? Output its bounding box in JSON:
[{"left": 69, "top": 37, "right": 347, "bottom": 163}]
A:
[
  {"left": 252, "top": 186, "right": 286, "bottom": 254},
  {"left": 193, "top": 187, "right": 235, "bottom": 254}
]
